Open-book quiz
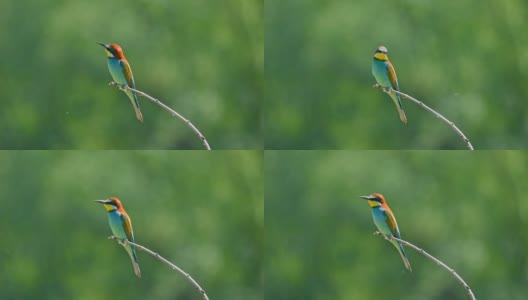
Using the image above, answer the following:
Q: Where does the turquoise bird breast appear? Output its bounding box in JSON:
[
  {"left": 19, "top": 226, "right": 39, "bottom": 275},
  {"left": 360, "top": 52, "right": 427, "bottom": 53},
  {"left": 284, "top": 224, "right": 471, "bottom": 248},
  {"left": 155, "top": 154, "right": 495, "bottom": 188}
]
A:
[
  {"left": 371, "top": 206, "right": 398, "bottom": 237},
  {"left": 372, "top": 59, "right": 393, "bottom": 88},
  {"left": 107, "top": 210, "right": 129, "bottom": 240},
  {"left": 107, "top": 58, "right": 129, "bottom": 86}
]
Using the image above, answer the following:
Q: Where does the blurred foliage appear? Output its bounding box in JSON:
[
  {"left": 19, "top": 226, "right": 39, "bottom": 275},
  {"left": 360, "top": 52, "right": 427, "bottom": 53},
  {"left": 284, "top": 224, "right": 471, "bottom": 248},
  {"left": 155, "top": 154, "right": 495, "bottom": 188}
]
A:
[
  {"left": 0, "top": 151, "right": 263, "bottom": 300},
  {"left": 0, "top": 0, "right": 263, "bottom": 149},
  {"left": 265, "top": 0, "right": 528, "bottom": 149},
  {"left": 265, "top": 151, "right": 528, "bottom": 300}
]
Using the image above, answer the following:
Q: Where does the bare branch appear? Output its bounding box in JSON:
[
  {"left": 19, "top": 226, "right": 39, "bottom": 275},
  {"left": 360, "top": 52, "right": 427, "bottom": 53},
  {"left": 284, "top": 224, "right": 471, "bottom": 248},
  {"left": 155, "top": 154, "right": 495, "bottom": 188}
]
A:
[
  {"left": 374, "top": 231, "right": 476, "bottom": 300},
  {"left": 108, "top": 236, "right": 209, "bottom": 300},
  {"left": 373, "top": 84, "right": 474, "bottom": 150},
  {"left": 110, "top": 82, "right": 211, "bottom": 150}
]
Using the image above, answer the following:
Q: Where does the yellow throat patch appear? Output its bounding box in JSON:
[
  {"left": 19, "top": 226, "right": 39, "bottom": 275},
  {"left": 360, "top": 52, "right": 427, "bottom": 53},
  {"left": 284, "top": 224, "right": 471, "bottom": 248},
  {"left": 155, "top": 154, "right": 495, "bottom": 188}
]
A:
[
  {"left": 373, "top": 52, "right": 388, "bottom": 61},
  {"left": 368, "top": 200, "right": 381, "bottom": 208},
  {"left": 103, "top": 203, "right": 116, "bottom": 211}
]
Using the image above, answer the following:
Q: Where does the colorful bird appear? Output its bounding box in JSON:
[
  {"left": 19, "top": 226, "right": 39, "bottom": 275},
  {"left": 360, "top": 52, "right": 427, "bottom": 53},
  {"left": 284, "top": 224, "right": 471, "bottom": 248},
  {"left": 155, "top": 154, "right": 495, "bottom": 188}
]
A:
[
  {"left": 360, "top": 193, "right": 412, "bottom": 271},
  {"left": 97, "top": 42, "right": 144, "bottom": 122},
  {"left": 95, "top": 197, "right": 141, "bottom": 278},
  {"left": 371, "top": 46, "right": 407, "bottom": 124}
]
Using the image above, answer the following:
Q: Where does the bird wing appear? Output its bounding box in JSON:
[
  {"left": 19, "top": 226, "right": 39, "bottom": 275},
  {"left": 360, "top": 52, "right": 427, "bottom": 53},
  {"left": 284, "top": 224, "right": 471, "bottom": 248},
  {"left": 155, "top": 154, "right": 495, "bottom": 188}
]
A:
[
  {"left": 119, "top": 59, "right": 136, "bottom": 89},
  {"left": 387, "top": 59, "right": 399, "bottom": 91},
  {"left": 120, "top": 212, "right": 135, "bottom": 242},
  {"left": 383, "top": 207, "right": 402, "bottom": 239}
]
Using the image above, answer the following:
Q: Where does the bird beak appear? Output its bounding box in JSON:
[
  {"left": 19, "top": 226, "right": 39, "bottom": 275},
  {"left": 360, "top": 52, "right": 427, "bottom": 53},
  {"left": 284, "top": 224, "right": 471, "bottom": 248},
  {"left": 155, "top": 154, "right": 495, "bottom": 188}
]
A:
[
  {"left": 359, "top": 195, "right": 372, "bottom": 200},
  {"left": 94, "top": 199, "right": 108, "bottom": 204},
  {"left": 96, "top": 42, "right": 110, "bottom": 50}
]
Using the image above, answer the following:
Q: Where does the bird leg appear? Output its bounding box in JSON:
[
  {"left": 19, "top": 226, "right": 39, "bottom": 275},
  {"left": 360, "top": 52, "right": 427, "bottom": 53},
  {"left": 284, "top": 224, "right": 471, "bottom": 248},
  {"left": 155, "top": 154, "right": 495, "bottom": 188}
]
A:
[
  {"left": 108, "top": 235, "right": 128, "bottom": 246},
  {"left": 373, "top": 231, "right": 392, "bottom": 241},
  {"left": 372, "top": 83, "right": 392, "bottom": 93},
  {"left": 108, "top": 81, "right": 127, "bottom": 91}
]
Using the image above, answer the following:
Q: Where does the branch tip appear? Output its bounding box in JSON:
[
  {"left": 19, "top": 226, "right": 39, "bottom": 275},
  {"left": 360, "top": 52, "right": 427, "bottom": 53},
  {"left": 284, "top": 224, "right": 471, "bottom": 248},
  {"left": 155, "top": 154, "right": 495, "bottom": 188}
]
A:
[
  {"left": 107, "top": 236, "right": 209, "bottom": 300},
  {"left": 107, "top": 81, "right": 211, "bottom": 150},
  {"left": 373, "top": 231, "right": 476, "bottom": 300},
  {"left": 373, "top": 85, "right": 474, "bottom": 150}
]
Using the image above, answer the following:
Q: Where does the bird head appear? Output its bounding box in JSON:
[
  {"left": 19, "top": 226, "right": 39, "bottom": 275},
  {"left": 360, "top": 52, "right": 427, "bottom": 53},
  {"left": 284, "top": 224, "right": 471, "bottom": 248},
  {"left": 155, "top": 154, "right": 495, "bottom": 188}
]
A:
[
  {"left": 95, "top": 197, "right": 123, "bottom": 212},
  {"left": 373, "top": 45, "right": 388, "bottom": 61},
  {"left": 97, "top": 42, "right": 125, "bottom": 59},
  {"left": 360, "top": 193, "right": 386, "bottom": 208}
]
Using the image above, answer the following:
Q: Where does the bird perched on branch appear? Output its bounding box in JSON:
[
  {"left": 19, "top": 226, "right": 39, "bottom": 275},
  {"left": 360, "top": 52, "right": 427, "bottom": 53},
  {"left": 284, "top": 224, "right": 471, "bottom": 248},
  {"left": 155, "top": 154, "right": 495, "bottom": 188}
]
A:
[
  {"left": 371, "top": 46, "right": 407, "bottom": 124},
  {"left": 97, "top": 42, "right": 143, "bottom": 122},
  {"left": 360, "top": 193, "right": 412, "bottom": 271},
  {"left": 95, "top": 197, "right": 141, "bottom": 278}
]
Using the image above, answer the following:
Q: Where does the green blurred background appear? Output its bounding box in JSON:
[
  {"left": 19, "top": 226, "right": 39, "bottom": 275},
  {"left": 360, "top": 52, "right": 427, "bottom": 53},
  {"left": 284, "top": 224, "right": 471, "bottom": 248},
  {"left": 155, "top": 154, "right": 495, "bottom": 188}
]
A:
[
  {"left": 0, "top": 151, "right": 263, "bottom": 300},
  {"left": 265, "top": 151, "right": 528, "bottom": 300},
  {"left": 265, "top": 0, "right": 528, "bottom": 149},
  {"left": 0, "top": 0, "right": 262, "bottom": 149}
]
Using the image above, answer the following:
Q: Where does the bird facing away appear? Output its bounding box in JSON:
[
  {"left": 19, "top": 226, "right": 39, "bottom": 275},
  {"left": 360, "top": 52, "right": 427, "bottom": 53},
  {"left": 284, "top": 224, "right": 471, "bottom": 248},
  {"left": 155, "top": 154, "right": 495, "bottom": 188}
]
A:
[
  {"left": 371, "top": 46, "right": 407, "bottom": 124},
  {"left": 95, "top": 197, "right": 141, "bottom": 278},
  {"left": 360, "top": 193, "right": 412, "bottom": 271},
  {"left": 97, "top": 42, "right": 144, "bottom": 122}
]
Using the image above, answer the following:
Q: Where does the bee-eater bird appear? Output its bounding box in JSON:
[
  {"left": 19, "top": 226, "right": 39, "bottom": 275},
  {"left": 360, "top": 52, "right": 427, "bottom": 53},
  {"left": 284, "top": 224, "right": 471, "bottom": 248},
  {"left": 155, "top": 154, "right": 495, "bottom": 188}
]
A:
[
  {"left": 95, "top": 197, "right": 141, "bottom": 278},
  {"left": 97, "top": 42, "right": 144, "bottom": 122},
  {"left": 360, "top": 193, "right": 412, "bottom": 271},
  {"left": 371, "top": 46, "right": 407, "bottom": 124}
]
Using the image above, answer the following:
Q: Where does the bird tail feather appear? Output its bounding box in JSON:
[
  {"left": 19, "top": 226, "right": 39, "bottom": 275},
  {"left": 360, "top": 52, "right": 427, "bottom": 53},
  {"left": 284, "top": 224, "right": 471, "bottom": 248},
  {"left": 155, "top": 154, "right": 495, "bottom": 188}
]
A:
[
  {"left": 394, "top": 241, "right": 412, "bottom": 272},
  {"left": 126, "top": 90, "right": 144, "bottom": 122},
  {"left": 134, "top": 106, "right": 144, "bottom": 123},
  {"left": 397, "top": 107, "right": 407, "bottom": 124},
  {"left": 126, "top": 246, "right": 141, "bottom": 278},
  {"left": 390, "top": 93, "right": 407, "bottom": 124},
  {"left": 132, "top": 260, "right": 142, "bottom": 278}
]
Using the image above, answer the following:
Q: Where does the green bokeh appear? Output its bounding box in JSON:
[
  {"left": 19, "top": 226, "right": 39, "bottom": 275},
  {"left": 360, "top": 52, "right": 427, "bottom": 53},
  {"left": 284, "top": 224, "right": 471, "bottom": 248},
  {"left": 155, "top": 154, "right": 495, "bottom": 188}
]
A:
[
  {"left": 265, "top": 150, "right": 528, "bottom": 300},
  {"left": 265, "top": 0, "right": 528, "bottom": 149},
  {"left": 0, "top": 0, "right": 263, "bottom": 149},
  {"left": 0, "top": 151, "right": 263, "bottom": 300}
]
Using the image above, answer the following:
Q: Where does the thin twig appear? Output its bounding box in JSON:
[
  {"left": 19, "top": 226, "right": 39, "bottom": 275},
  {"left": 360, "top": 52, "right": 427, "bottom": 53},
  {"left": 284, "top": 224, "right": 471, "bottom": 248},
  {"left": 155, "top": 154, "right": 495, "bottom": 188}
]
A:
[
  {"left": 373, "top": 84, "right": 474, "bottom": 150},
  {"left": 374, "top": 231, "right": 476, "bottom": 300},
  {"left": 110, "top": 82, "right": 211, "bottom": 150},
  {"left": 108, "top": 236, "right": 209, "bottom": 300}
]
